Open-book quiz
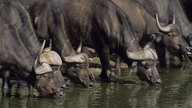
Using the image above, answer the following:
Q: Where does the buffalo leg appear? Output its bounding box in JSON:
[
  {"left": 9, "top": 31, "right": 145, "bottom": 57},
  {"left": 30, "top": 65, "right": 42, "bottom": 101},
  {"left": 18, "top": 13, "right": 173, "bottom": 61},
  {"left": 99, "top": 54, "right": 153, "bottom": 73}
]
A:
[
  {"left": 27, "top": 84, "right": 34, "bottom": 97},
  {"left": 115, "top": 55, "right": 122, "bottom": 75},
  {"left": 96, "top": 45, "right": 111, "bottom": 82},
  {"left": 2, "top": 70, "right": 11, "bottom": 97},
  {"left": 154, "top": 42, "right": 167, "bottom": 67},
  {"left": 15, "top": 83, "right": 21, "bottom": 98}
]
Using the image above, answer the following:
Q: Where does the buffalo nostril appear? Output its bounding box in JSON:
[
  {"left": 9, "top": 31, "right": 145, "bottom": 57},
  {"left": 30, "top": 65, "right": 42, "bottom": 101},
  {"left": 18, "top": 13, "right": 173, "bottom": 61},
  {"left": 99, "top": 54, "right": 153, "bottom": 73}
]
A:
[
  {"left": 89, "top": 82, "right": 94, "bottom": 87},
  {"left": 54, "top": 91, "right": 64, "bottom": 97},
  {"left": 186, "top": 47, "right": 191, "bottom": 51},
  {"left": 156, "top": 79, "right": 162, "bottom": 84},
  {"left": 58, "top": 92, "right": 64, "bottom": 97}
]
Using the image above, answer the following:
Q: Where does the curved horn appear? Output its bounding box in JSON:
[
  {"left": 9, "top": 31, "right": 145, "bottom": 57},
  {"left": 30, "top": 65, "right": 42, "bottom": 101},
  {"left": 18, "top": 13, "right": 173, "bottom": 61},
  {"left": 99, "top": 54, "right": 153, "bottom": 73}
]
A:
[
  {"left": 33, "top": 55, "right": 38, "bottom": 71},
  {"left": 64, "top": 53, "right": 89, "bottom": 68},
  {"left": 76, "top": 39, "right": 82, "bottom": 54},
  {"left": 156, "top": 14, "right": 171, "bottom": 32},
  {"left": 43, "top": 39, "right": 52, "bottom": 51},
  {"left": 33, "top": 40, "right": 46, "bottom": 65},
  {"left": 40, "top": 51, "right": 62, "bottom": 65},
  {"left": 35, "top": 63, "right": 53, "bottom": 75},
  {"left": 34, "top": 41, "right": 54, "bottom": 74},
  {"left": 156, "top": 14, "right": 178, "bottom": 33},
  {"left": 48, "top": 39, "right": 52, "bottom": 50},
  {"left": 33, "top": 40, "right": 47, "bottom": 74},
  {"left": 38, "top": 40, "right": 46, "bottom": 58},
  {"left": 172, "top": 14, "right": 175, "bottom": 24},
  {"left": 64, "top": 53, "right": 88, "bottom": 63},
  {"left": 127, "top": 49, "right": 158, "bottom": 60}
]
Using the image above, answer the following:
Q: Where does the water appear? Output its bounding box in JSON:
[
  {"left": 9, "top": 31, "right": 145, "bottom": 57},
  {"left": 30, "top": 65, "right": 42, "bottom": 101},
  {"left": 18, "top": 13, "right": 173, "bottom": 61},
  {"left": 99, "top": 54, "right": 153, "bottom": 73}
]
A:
[{"left": 0, "top": 64, "right": 192, "bottom": 108}]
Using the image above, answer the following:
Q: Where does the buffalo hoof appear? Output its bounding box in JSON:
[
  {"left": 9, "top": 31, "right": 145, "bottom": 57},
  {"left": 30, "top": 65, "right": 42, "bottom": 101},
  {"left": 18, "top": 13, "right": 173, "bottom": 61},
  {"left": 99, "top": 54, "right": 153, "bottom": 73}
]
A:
[
  {"left": 2, "top": 92, "right": 12, "bottom": 97},
  {"left": 2, "top": 89, "right": 12, "bottom": 97},
  {"left": 100, "top": 78, "right": 111, "bottom": 82},
  {"left": 98, "top": 70, "right": 114, "bottom": 82},
  {"left": 98, "top": 75, "right": 111, "bottom": 82}
]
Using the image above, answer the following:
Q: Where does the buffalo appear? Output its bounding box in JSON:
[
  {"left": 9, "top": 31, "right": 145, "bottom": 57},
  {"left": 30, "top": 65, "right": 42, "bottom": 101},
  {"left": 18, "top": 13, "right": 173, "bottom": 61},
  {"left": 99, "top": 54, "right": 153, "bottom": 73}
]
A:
[
  {"left": 56, "top": 0, "right": 162, "bottom": 85},
  {"left": 109, "top": 0, "right": 192, "bottom": 75},
  {"left": 135, "top": 0, "right": 192, "bottom": 65},
  {"left": 16, "top": 0, "right": 95, "bottom": 87},
  {"left": 0, "top": 0, "right": 65, "bottom": 97}
]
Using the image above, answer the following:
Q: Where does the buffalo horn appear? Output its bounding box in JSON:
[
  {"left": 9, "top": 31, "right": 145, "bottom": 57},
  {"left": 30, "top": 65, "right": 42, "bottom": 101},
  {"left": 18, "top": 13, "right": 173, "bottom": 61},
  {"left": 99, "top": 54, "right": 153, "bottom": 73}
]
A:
[
  {"left": 43, "top": 39, "right": 52, "bottom": 51},
  {"left": 40, "top": 51, "right": 62, "bottom": 65},
  {"left": 156, "top": 14, "right": 177, "bottom": 33},
  {"left": 33, "top": 40, "right": 46, "bottom": 68},
  {"left": 34, "top": 63, "right": 53, "bottom": 75},
  {"left": 172, "top": 14, "right": 175, "bottom": 24},
  {"left": 33, "top": 40, "right": 54, "bottom": 74},
  {"left": 127, "top": 49, "right": 158, "bottom": 60},
  {"left": 76, "top": 39, "right": 82, "bottom": 54},
  {"left": 64, "top": 53, "right": 88, "bottom": 63}
]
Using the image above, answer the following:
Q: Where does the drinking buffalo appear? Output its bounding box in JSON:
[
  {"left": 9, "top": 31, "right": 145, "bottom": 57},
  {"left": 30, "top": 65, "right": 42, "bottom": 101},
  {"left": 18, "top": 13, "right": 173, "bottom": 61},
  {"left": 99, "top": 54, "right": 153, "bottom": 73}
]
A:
[
  {"left": 16, "top": 0, "right": 95, "bottom": 87},
  {"left": 58, "top": 0, "right": 162, "bottom": 85},
  {"left": 109, "top": 0, "right": 192, "bottom": 75},
  {"left": 135, "top": 0, "right": 192, "bottom": 65},
  {"left": 0, "top": 0, "right": 65, "bottom": 97}
]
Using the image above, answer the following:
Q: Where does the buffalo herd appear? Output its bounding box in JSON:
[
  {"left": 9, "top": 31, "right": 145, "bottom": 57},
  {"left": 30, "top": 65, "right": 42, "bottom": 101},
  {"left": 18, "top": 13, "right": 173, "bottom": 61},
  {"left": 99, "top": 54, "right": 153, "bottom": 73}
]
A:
[{"left": 0, "top": 0, "right": 192, "bottom": 98}]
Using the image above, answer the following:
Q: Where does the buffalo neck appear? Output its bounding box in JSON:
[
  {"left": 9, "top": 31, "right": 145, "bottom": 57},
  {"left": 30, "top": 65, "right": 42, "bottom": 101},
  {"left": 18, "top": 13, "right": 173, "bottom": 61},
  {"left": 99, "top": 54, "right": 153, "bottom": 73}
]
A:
[
  {"left": 18, "top": 0, "right": 76, "bottom": 60},
  {"left": 0, "top": 0, "right": 41, "bottom": 58},
  {"left": 0, "top": 1, "right": 37, "bottom": 81}
]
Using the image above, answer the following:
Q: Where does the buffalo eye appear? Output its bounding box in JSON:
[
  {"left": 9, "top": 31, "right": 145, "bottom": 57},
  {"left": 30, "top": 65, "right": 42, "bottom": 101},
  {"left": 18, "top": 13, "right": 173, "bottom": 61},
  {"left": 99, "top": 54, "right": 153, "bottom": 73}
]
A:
[
  {"left": 141, "top": 61, "right": 150, "bottom": 69},
  {"left": 79, "top": 63, "right": 86, "bottom": 68},
  {"left": 75, "top": 64, "right": 80, "bottom": 67},
  {"left": 42, "top": 74, "right": 49, "bottom": 79},
  {"left": 168, "top": 33, "right": 173, "bottom": 36},
  {"left": 144, "top": 64, "right": 150, "bottom": 69}
]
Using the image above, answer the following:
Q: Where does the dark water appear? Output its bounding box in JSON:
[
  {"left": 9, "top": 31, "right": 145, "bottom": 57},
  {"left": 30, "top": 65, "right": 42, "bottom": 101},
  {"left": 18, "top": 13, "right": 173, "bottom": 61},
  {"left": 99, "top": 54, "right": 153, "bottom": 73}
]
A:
[{"left": 1, "top": 64, "right": 192, "bottom": 108}]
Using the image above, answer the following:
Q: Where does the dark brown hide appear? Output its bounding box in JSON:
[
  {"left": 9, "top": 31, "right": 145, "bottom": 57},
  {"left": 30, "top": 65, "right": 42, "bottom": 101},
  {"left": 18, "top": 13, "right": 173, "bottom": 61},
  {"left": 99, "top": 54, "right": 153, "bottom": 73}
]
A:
[
  {"left": 59, "top": 0, "right": 162, "bottom": 85},
  {"left": 135, "top": 0, "right": 192, "bottom": 64},
  {"left": 17, "top": 0, "right": 95, "bottom": 87},
  {"left": 0, "top": 0, "right": 65, "bottom": 97}
]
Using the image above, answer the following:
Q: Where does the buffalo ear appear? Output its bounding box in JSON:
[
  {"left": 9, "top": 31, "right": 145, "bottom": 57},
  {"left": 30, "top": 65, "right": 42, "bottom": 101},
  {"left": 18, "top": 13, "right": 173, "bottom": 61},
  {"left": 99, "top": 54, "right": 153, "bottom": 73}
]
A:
[
  {"left": 151, "top": 33, "right": 163, "bottom": 43},
  {"left": 129, "top": 61, "right": 138, "bottom": 75}
]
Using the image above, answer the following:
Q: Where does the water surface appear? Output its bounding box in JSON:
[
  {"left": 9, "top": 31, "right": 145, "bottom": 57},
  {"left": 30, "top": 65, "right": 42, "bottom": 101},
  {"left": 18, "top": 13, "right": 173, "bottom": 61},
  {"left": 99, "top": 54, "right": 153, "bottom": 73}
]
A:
[{"left": 1, "top": 64, "right": 192, "bottom": 108}]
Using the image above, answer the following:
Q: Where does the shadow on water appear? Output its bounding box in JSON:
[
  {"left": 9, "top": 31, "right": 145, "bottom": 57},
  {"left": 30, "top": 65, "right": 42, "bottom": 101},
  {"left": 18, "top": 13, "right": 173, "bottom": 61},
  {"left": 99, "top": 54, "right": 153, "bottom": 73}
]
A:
[{"left": 1, "top": 63, "right": 192, "bottom": 108}]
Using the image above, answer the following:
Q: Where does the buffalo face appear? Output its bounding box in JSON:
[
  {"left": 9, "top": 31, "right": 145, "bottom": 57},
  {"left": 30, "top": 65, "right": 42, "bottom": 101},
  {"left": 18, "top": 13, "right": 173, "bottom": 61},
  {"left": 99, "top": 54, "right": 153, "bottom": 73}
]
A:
[
  {"left": 155, "top": 14, "right": 192, "bottom": 61},
  {"left": 63, "top": 53, "right": 95, "bottom": 87},
  {"left": 130, "top": 60, "right": 161, "bottom": 85},
  {"left": 33, "top": 40, "right": 65, "bottom": 97},
  {"left": 35, "top": 70, "right": 65, "bottom": 97},
  {"left": 127, "top": 48, "right": 162, "bottom": 85},
  {"left": 160, "top": 31, "right": 192, "bottom": 61}
]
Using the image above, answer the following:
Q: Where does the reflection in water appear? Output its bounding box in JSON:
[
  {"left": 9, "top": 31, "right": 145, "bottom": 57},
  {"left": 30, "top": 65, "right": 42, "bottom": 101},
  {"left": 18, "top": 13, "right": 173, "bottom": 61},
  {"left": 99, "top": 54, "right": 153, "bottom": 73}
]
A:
[
  {"left": 0, "top": 64, "right": 192, "bottom": 108},
  {"left": 156, "top": 66, "right": 192, "bottom": 108}
]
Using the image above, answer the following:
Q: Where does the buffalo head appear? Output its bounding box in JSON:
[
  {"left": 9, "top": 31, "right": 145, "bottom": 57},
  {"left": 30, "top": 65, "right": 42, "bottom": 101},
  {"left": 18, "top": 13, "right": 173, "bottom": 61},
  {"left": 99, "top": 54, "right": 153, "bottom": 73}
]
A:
[
  {"left": 33, "top": 40, "right": 65, "bottom": 97},
  {"left": 60, "top": 41, "right": 95, "bottom": 88},
  {"left": 127, "top": 47, "right": 162, "bottom": 85},
  {"left": 154, "top": 14, "right": 192, "bottom": 61},
  {"left": 62, "top": 53, "right": 95, "bottom": 87}
]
